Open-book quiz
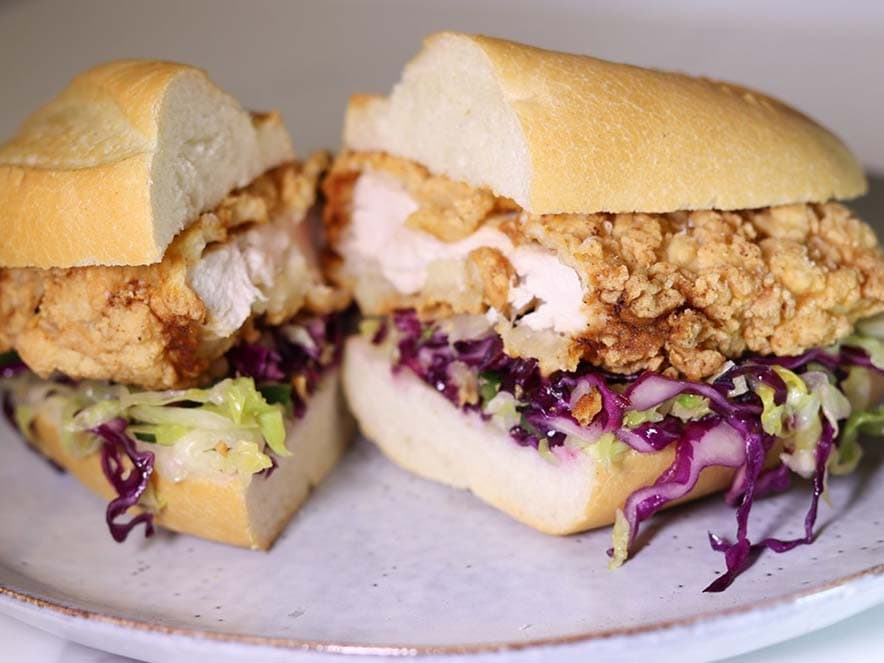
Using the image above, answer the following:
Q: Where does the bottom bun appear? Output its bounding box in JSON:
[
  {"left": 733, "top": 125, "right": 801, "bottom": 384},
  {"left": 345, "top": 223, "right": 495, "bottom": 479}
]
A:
[
  {"left": 344, "top": 336, "right": 746, "bottom": 535},
  {"left": 28, "top": 370, "right": 353, "bottom": 549}
]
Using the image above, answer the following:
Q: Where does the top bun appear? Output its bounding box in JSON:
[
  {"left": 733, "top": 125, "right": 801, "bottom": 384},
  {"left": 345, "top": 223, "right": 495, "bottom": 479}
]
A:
[
  {"left": 345, "top": 32, "right": 866, "bottom": 215},
  {"left": 0, "top": 60, "right": 294, "bottom": 268}
]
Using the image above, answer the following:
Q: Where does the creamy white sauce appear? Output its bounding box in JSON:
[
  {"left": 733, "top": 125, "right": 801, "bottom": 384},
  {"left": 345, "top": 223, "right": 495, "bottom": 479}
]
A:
[{"left": 348, "top": 171, "right": 588, "bottom": 334}]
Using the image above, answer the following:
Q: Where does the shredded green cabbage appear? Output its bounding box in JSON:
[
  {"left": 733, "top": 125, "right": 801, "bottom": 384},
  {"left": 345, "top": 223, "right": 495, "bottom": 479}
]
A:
[
  {"left": 127, "top": 423, "right": 188, "bottom": 446},
  {"left": 757, "top": 367, "right": 853, "bottom": 479},
  {"left": 803, "top": 372, "right": 851, "bottom": 431},
  {"left": 358, "top": 317, "right": 382, "bottom": 339},
  {"left": 537, "top": 437, "right": 558, "bottom": 464},
  {"left": 755, "top": 383, "right": 784, "bottom": 436},
  {"left": 623, "top": 407, "right": 665, "bottom": 428},
  {"left": 609, "top": 509, "right": 630, "bottom": 570},
  {"left": 623, "top": 394, "right": 711, "bottom": 429},
  {"left": 669, "top": 394, "right": 712, "bottom": 421},
  {"left": 587, "top": 432, "right": 629, "bottom": 466},
  {"left": 483, "top": 391, "right": 520, "bottom": 431},
  {"left": 12, "top": 404, "right": 35, "bottom": 443},
  {"left": 842, "top": 366, "right": 873, "bottom": 411},
  {"left": 855, "top": 313, "right": 884, "bottom": 341},
  {"left": 71, "top": 377, "right": 288, "bottom": 458},
  {"left": 6, "top": 374, "right": 287, "bottom": 480},
  {"left": 831, "top": 404, "right": 884, "bottom": 475},
  {"left": 478, "top": 371, "right": 502, "bottom": 405}
]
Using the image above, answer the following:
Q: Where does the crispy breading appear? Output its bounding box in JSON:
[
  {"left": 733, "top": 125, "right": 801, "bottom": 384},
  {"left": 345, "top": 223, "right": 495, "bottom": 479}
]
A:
[
  {"left": 0, "top": 154, "right": 344, "bottom": 389},
  {"left": 330, "top": 151, "right": 519, "bottom": 242},
  {"left": 572, "top": 389, "right": 602, "bottom": 426},
  {"left": 11, "top": 254, "right": 207, "bottom": 388},
  {"left": 0, "top": 268, "right": 42, "bottom": 353},
  {"left": 324, "top": 152, "right": 884, "bottom": 379},
  {"left": 467, "top": 246, "right": 513, "bottom": 311}
]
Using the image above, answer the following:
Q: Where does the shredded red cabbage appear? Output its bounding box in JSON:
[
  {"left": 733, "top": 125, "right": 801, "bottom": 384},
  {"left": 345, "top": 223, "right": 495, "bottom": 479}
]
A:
[
  {"left": 93, "top": 418, "right": 155, "bottom": 543},
  {"left": 382, "top": 309, "right": 879, "bottom": 591},
  {"left": 705, "top": 421, "right": 835, "bottom": 591},
  {"left": 228, "top": 312, "right": 349, "bottom": 418},
  {"left": 228, "top": 344, "right": 286, "bottom": 382}
]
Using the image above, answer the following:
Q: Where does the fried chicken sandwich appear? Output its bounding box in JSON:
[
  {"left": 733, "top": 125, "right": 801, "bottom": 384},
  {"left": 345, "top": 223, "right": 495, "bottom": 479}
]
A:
[
  {"left": 325, "top": 33, "right": 884, "bottom": 589},
  {"left": 0, "top": 60, "right": 352, "bottom": 549}
]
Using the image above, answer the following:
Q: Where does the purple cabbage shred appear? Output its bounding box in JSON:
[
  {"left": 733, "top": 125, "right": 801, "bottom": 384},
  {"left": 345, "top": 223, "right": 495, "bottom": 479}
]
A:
[
  {"left": 228, "top": 312, "right": 349, "bottom": 418},
  {"left": 93, "top": 418, "right": 155, "bottom": 543},
  {"left": 382, "top": 309, "right": 881, "bottom": 591}
]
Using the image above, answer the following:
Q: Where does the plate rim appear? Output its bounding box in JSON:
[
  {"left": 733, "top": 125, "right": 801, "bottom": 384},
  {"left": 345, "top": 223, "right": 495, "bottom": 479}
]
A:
[{"left": 1, "top": 562, "right": 882, "bottom": 656}]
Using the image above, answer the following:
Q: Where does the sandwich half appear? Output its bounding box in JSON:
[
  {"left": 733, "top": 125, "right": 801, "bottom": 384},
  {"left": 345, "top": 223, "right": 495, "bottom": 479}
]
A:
[
  {"left": 324, "top": 32, "right": 884, "bottom": 589},
  {"left": 0, "top": 60, "right": 352, "bottom": 549}
]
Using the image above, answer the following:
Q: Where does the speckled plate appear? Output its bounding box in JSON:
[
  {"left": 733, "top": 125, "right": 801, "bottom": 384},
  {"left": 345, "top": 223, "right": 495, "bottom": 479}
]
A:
[{"left": 0, "top": 418, "right": 883, "bottom": 663}]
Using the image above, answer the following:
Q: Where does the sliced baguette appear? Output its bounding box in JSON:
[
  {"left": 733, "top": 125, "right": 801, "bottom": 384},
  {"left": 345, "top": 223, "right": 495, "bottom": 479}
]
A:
[
  {"left": 345, "top": 32, "right": 865, "bottom": 215},
  {"left": 0, "top": 60, "right": 294, "bottom": 268},
  {"left": 344, "top": 336, "right": 746, "bottom": 535},
  {"left": 26, "top": 371, "right": 352, "bottom": 549}
]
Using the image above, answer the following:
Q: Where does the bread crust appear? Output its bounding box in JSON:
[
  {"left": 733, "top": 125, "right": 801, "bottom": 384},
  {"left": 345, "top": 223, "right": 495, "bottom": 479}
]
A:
[
  {"left": 22, "top": 371, "right": 352, "bottom": 549},
  {"left": 344, "top": 336, "right": 747, "bottom": 535},
  {"left": 345, "top": 32, "right": 866, "bottom": 215},
  {"left": 0, "top": 60, "right": 294, "bottom": 268}
]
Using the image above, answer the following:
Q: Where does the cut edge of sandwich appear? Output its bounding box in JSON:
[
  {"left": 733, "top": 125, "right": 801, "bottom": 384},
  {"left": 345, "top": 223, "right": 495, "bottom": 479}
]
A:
[
  {"left": 24, "top": 370, "right": 353, "bottom": 550},
  {"left": 343, "top": 336, "right": 750, "bottom": 535}
]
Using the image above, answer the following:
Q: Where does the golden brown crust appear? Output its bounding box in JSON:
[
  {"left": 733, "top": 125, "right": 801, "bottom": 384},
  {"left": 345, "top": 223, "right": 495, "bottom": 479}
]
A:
[
  {"left": 0, "top": 157, "right": 339, "bottom": 389},
  {"left": 467, "top": 247, "right": 513, "bottom": 311},
  {"left": 346, "top": 32, "right": 866, "bottom": 214},
  {"left": 325, "top": 152, "right": 884, "bottom": 379}
]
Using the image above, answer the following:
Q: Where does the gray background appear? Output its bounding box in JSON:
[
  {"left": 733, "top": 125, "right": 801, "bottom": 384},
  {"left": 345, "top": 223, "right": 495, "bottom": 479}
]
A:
[{"left": 0, "top": 0, "right": 882, "bottom": 174}]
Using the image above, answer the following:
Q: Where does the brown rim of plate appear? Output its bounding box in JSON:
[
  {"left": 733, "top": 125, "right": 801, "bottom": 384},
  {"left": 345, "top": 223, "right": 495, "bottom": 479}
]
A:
[{"left": 0, "top": 563, "right": 882, "bottom": 656}]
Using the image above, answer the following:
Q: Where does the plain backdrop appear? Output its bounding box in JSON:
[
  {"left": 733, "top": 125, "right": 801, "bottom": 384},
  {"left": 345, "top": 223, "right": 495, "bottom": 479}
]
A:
[{"left": 0, "top": 0, "right": 882, "bottom": 173}]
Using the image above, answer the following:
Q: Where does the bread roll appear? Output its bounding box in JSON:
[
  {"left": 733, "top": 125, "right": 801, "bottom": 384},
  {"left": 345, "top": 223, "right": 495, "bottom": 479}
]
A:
[
  {"left": 344, "top": 32, "right": 865, "bottom": 215},
  {"left": 0, "top": 60, "right": 294, "bottom": 268}
]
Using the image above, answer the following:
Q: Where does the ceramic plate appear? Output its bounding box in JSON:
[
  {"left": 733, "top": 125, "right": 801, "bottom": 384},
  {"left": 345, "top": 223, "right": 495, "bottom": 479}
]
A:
[{"left": 0, "top": 419, "right": 883, "bottom": 663}]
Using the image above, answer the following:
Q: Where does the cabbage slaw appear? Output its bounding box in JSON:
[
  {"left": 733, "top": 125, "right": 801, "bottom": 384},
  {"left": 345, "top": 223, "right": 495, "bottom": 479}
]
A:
[
  {"left": 378, "top": 310, "right": 884, "bottom": 591},
  {"left": 0, "top": 312, "right": 347, "bottom": 543}
]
